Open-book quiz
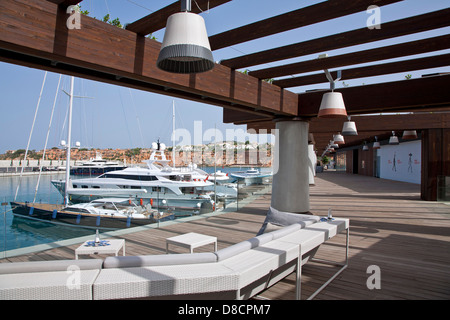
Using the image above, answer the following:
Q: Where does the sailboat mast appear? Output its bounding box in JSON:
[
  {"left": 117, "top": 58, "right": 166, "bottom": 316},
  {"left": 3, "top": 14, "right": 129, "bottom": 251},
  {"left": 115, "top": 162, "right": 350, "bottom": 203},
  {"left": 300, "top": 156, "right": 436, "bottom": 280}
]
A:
[
  {"left": 172, "top": 100, "right": 175, "bottom": 168},
  {"left": 64, "top": 76, "right": 74, "bottom": 205}
]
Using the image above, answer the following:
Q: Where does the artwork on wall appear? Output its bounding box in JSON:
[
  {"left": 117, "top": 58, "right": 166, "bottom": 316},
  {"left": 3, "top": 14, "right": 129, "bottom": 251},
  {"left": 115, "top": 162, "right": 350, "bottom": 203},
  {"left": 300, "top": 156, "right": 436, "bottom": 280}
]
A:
[{"left": 380, "top": 140, "right": 421, "bottom": 184}]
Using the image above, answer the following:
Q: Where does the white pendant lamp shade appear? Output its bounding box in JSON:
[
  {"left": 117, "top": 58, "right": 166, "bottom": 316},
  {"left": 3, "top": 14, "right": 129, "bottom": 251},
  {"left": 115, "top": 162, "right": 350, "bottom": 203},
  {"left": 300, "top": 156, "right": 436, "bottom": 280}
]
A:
[
  {"left": 333, "top": 133, "right": 345, "bottom": 144},
  {"left": 342, "top": 119, "right": 358, "bottom": 136},
  {"left": 363, "top": 145, "right": 369, "bottom": 151},
  {"left": 402, "top": 130, "right": 418, "bottom": 140},
  {"left": 373, "top": 136, "right": 380, "bottom": 149},
  {"left": 318, "top": 92, "right": 347, "bottom": 118},
  {"left": 389, "top": 131, "right": 399, "bottom": 145},
  {"left": 330, "top": 140, "right": 339, "bottom": 148},
  {"left": 157, "top": 12, "right": 214, "bottom": 74}
]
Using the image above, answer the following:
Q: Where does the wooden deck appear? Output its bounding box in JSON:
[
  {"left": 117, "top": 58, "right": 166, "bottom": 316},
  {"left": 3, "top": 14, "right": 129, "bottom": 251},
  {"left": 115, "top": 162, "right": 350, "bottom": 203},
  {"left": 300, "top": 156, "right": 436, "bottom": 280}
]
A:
[{"left": 2, "top": 171, "right": 450, "bottom": 300}]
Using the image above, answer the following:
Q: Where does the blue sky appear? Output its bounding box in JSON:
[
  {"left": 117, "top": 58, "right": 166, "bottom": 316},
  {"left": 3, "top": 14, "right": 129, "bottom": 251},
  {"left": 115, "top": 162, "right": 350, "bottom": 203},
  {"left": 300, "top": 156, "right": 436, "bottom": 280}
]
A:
[{"left": 0, "top": 0, "right": 449, "bottom": 154}]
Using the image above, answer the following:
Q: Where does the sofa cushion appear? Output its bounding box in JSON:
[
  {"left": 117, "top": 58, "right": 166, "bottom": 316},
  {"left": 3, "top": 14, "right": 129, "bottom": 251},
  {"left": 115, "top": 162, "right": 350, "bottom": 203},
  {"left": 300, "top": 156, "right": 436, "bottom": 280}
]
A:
[
  {"left": 0, "top": 259, "right": 103, "bottom": 275},
  {"left": 214, "top": 233, "right": 273, "bottom": 262},
  {"left": 257, "top": 206, "right": 320, "bottom": 235},
  {"left": 103, "top": 252, "right": 217, "bottom": 269},
  {"left": 269, "top": 223, "right": 302, "bottom": 240}
]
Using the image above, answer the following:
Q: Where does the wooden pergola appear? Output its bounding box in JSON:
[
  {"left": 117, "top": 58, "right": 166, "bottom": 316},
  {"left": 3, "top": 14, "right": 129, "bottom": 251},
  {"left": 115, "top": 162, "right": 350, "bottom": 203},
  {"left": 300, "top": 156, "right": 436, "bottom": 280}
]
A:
[{"left": 1, "top": 0, "right": 449, "bottom": 200}]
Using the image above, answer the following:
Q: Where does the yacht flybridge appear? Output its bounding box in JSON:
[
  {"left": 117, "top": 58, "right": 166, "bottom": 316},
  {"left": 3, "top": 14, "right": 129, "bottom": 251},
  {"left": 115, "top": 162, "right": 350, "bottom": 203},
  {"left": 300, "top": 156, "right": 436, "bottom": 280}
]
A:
[
  {"left": 70, "top": 152, "right": 126, "bottom": 176},
  {"left": 51, "top": 141, "right": 216, "bottom": 213}
]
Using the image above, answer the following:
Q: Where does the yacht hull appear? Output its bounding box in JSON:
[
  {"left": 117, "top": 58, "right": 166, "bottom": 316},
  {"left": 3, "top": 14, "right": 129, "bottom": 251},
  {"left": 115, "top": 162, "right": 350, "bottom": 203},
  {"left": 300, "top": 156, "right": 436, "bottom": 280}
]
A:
[{"left": 10, "top": 202, "right": 174, "bottom": 230}]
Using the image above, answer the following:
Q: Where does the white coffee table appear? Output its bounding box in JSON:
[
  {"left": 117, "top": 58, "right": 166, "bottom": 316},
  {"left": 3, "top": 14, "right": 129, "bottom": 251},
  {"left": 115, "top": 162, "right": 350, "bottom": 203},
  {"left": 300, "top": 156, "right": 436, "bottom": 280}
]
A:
[
  {"left": 166, "top": 232, "right": 217, "bottom": 254},
  {"left": 75, "top": 239, "right": 125, "bottom": 259}
]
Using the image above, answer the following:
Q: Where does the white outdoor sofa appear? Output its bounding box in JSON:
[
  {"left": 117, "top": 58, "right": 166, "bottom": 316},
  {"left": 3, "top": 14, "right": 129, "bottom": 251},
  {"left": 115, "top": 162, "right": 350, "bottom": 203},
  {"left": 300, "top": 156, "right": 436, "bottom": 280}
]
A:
[
  {"left": 0, "top": 207, "right": 349, "bottom": 300},
  {"left": 0, "top": 259, "right": 103, "bottom": 300}
]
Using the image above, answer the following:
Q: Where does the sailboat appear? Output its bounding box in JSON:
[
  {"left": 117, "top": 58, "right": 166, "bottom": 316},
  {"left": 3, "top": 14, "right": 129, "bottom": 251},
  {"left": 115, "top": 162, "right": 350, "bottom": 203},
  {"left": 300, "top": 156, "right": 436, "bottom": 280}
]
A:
[{"left": 10, "top": 76, "right": 175, "bottom": 229}]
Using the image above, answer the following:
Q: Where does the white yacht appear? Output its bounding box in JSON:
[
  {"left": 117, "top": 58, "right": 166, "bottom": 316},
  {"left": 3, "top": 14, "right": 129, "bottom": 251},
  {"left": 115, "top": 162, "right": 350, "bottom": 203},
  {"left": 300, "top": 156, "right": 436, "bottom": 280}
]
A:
[
  {"left": 230, "top": 167, "right": 272, "bottom": 185},
  {"left": 70, "top": 152, "right": 126, "bottom": 176},
  {"left": 52, "top": 142, "right": 215, "bottom": 212}
]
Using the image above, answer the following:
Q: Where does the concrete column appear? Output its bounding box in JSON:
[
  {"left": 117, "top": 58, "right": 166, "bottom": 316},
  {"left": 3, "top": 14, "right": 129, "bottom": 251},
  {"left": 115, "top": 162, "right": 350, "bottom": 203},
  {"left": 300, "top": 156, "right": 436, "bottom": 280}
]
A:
[
  {"left": 271, "top": 120, "right": 310, "bottom": 213},
  {"left": 308, "top": 144, "right": 316, "bottom": 185}
]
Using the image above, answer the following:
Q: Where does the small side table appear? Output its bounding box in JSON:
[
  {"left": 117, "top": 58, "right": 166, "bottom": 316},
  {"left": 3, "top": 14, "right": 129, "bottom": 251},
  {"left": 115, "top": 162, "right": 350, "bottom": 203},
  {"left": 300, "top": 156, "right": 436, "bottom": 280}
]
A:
[
  {"left": 75, "top": 239, "right": 125, "bottom": 259},
  {"left": 166, "top": 232, "right": 217, "bottom": 254}
]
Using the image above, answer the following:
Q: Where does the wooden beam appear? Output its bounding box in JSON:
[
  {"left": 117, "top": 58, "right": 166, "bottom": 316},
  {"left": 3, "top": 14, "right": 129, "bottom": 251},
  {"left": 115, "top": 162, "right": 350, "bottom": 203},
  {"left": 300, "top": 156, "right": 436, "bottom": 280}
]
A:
[
  {"left": 126, "top": 0, "right": 231, "bottom": 36},
  {"left": 220, "top": 8, "right": 450, "bottom": 70},
  {"left": 297, "top": 75, "right": 450, "bottom": 116},
  {"left": 244, "top": 113, "right": 450, "bottom": 133},
  {"left": 0, "top": 0, "right": 298, "bottom": 118},
  {"left": 272, "top": 53, "right": 450, "bottom": 88},
  {"left": 47, "top": 0, "right": 81, "bottom": 5},
  {"left": 259, "top": 35, "right": 450, "bottom": 80},
  {"left": 209, "top": 0, "right": 403, "bottom": 50}
]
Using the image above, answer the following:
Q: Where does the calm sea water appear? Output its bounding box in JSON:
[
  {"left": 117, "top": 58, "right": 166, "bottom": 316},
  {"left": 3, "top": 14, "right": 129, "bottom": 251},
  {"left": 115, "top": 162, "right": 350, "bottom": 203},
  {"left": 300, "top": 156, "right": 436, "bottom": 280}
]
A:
[{"left": 0, "top": 166, "right": 269, "bottom": 254}]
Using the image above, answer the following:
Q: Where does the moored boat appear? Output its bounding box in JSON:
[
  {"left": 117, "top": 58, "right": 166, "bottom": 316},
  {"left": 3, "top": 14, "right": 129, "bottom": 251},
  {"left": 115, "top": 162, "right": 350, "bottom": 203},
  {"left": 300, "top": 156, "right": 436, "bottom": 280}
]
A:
[{"left": 10, "top": 198, "right": 174, "bottom": 230}]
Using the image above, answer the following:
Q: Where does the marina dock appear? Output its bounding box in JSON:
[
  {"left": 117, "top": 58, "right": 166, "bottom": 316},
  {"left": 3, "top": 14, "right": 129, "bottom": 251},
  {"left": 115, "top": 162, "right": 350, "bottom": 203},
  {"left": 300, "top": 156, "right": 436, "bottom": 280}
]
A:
[{"left": 2, "top": 171, "right": 449, "bottom": 300}]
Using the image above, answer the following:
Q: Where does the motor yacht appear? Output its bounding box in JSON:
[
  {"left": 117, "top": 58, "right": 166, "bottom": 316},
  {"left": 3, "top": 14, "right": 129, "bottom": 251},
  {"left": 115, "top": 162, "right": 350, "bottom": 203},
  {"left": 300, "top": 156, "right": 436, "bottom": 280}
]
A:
[
  {"left": 51, "top": 142, "right": 215, "bottom": 212},
  {"left": 70, "top": 152, "right": 126, "bottom": 176}
]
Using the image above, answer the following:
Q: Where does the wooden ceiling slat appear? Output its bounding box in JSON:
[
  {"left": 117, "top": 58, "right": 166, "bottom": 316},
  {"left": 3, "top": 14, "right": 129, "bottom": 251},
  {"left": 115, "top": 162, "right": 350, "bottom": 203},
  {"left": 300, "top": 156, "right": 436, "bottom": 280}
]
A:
[
  {"left": 252, "top": 34, "right": 450, "bottom": 80},
  {"left": 126, "top": 0, "right": 231, "bottom": 36},
  {"left": 209, "top": 0, "right": 403, "bottom": 51},
  {"left": 272, "top": 53, "right": 450, "bottom": 88},
  {"left": 47, "top": 0, "right": 81, "bottom": 5},
  {"left": 246, "top": 113, "right": 450, "bottom": 151},
  {"left": 220, "top": 8, "right": 450, "bottom": 70}
]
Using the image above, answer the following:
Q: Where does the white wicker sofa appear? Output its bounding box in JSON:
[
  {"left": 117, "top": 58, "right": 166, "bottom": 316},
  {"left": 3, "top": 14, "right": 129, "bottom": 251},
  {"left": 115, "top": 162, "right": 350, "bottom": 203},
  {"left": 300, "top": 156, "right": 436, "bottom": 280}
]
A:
[
  {"left": 0, "top": 259, "right": 103, "bottom": 300},
  {"left": 0, "top": 207, "right": 349, "bottom": 300},
  {"left": 93, "top": 207, "right": 349, "bottom": 300}
]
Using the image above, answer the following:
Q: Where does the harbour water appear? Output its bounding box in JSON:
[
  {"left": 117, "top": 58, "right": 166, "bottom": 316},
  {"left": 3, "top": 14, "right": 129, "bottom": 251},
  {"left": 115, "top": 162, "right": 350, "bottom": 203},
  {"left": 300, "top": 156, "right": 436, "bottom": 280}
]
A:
[{"left": 0, "top": 166, "right": 271, "bottom": 254}]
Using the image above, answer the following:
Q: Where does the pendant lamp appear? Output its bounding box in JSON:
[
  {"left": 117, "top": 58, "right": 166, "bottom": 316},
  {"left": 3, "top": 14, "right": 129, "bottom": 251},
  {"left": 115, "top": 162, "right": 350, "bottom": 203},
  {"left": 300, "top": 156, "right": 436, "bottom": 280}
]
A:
[
  {"left": 362, "top": 142, "right": 369, "bottom": 151},
  {"left": 333, "top": 132, "right": 345, "bottom": 144},
  {"left": 402, "top": 130, "right": 418, "bottom": 140},
  {"left": 389, "top": 131, "right": 399, "bottom": 145},
  {"left": 157, "top": 0, "right": 214, "bottom": 74},
  {"left": 373, "top": 136, "right": 380, "bottom": 149},
  {"left": 342, "top": 116, "right": 358, "bottom": 136},
  {"left": 318, "top": 69, "right": 347, "bottom": 118},
  {"left": 330, "top": 140, "right": 339, "bottom": 149}
]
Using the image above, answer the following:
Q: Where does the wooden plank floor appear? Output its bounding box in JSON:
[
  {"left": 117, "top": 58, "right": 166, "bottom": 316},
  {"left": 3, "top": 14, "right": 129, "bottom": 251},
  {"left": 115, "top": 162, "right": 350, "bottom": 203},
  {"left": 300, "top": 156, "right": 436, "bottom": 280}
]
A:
[{"left": 2, "top": 172, "right": 450, "bottom": 300}]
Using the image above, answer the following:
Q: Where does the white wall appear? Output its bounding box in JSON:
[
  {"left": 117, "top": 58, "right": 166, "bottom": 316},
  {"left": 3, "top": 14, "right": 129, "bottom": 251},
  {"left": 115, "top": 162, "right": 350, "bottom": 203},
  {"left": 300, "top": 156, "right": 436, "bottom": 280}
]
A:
[{"left": 379, "top": 140, "right": 421, "bottom": 184}]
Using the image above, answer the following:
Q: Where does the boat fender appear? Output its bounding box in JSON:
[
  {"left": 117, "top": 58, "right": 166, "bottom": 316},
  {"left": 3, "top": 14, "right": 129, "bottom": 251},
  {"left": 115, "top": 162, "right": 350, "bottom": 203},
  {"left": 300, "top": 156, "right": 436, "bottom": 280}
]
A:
[
  {"left": 150, "top": 199, "right": 153, "bottom": 206},
  {"left": 126, "top": 216, "right": 131, "bottom": 227},
  {"left": 76, "top": 214, "right": 81, "bottom": 224},
  {"left": 29, "top": 207, "right": 34, "bottom": 216},
  {"left": 96, "top": 215, "right": 101, "bottom": 226},
  {"left": 140, "top": 198, "right": 143, "bottom": 206},
  {"left": 52, "top": 209, "right": 57, "bottom": 219},
  {"left": 129, "top": 199, "right": 132, "bottom": 205}
]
